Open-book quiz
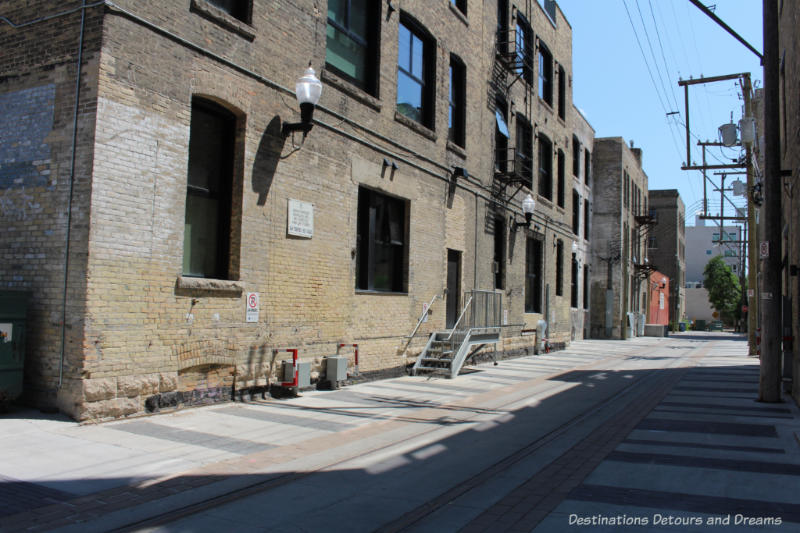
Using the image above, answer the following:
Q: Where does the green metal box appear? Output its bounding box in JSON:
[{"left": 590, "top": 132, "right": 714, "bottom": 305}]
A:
[{"left": 0, "top": 292, "right": 30, "bottom": 404}]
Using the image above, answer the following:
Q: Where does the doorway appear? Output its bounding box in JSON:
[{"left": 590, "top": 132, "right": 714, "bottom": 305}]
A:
[{"left": 446, "top": 249, "right": 462, "bottom": 329}]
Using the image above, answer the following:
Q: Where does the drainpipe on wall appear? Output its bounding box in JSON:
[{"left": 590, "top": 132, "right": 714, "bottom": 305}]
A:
[{"left": 59, "top": 0, "right": 87, "bottom": 389}]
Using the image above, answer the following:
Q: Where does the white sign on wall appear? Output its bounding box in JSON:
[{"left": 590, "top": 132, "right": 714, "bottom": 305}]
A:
[
  {"left": 659, "top": 293, "right": 665, "bottom": 310},
  {"left": 288, "top": 199, "right": 314, "bottom": 238},
  {"left": 246, "top": 292, "right": 259, "bottom": 323}
]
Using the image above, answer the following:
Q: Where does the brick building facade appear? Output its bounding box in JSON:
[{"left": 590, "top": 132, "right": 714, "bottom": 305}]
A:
[
  {"left": 589, "top": 137, "right": 650, "bottom": 339},
  {"left": 1, "top": 0, "right": 599, "bottom": 420},
  {"left": 647, "top": 189, "right": 686, "bottom": 327}
]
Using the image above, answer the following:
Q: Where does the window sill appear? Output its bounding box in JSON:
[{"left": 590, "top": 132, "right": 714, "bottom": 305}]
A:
[
  {"left": 190, "top": 0, "right": 256, "bottom": 41},
  {"left": 355, "top": 289, "right": 409, "bottom": 296},
  {"left": 321, "top": 69, "right": 382, "bottom": 112},
  {"left": 176, "top": 276, "right": 244, "bottom": 297},
  {"left": 448, "top": 2, "right": 469, "bottom": 26},
  {"left": 394, "top": 111, "right": 437, "bottom": 142},
  {"left": 536, "top": 195, "right": 554, "bottom": 209},
  {"left": 538, "top": 98, "right": 555, "bottom": 114},
  {"left": 447, "top": 140, "right": 467, "bottom": 159}
]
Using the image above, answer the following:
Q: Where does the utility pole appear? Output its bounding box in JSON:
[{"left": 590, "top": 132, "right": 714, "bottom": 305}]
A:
[
  {"left": 759, "top": 0, "right": 781, "bottom": 402},
  {"left": 743, "top": 75, "right": 758, "bottom": 356}
]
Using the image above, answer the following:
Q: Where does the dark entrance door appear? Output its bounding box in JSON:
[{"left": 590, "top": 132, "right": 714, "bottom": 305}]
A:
[{"left": 446, "top": 249, "right": 461, "bottom": 329}]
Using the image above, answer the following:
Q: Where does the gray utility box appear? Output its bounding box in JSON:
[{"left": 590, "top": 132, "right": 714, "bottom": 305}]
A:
[
  {"left": 326, "top": 356, "right": 348, "bottom": 383},
  {"left": 281, "top": 360, "right": 311, "bottom": 388}
]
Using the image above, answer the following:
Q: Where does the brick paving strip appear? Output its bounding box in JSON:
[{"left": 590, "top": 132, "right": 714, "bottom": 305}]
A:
[
  {"left": 0, "top": 344, "right": 663, "bottom": 532},
  {"left": 452, "top": 343, "right": 715, "bottom": 533}
]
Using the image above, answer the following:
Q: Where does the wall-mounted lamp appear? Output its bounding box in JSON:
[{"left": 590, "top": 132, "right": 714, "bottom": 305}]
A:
[
  {"left": 283, "top": 65, "right": 322, "bottom": 137},
  {"left": 571, "top": 240, "right": 578, "bottom": 253},
  {"left": 513, "top": 194, "right": 536, "bottom": 230}
]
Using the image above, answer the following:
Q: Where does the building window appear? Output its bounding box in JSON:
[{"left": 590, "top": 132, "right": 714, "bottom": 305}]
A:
[
  {"left": 326, "top": 0, "right": 379, "bottom": 94},
  {"left": 557, "top": 149, "right": 565, "bottom": 208},
  {"left": 538, "top": 42, "right": 553, "bottom": 105},
  {"left": 497, "top": 0, "right": 509, "bottom": 55},
  {"left": 516, "top": 114, "right": 533, "bottom": 189},
  {"left": 572, "top": 189, "right": 580, "bottom": 235},
  {"left": 583, "top": 263, "right": 589, "bottom": 310},
  {"left": 584, "top": 149, "right": 591, "bottom": 185},
  {"left": 557, "top": 65, "right": 566, "bottom": 120},
  {"left": 525, "top": 237, "right": 542, "bottom": 313},
  {"left": 449, "top": 55, "right": 466, "bottom": 147},
  {"left": 356, "top": 187, "right": 408, "bottom": 292},
  {"left": 516, "top": 15, "right": 534, "bottom": 85},
  {"left": 583, "top": 200, "right": 590, "bottom": 240},
  {"left": 649, "top": 236, "right": 657, "bottom": 249},
  {"left": 556, "top": 239, "right": 564, "bottom": 296},
  {"left": 571, "top": 253, "right": 579, "bottom": 308},
  {"left": 451, "top": 0, "right": 467, "bottom": 15},
  {"left": 494, "top": 216, "right": 506, "bottom": 290},
  {"left": 397, "top": 16, "right": 434, "bottom": 128},
  {"left": 183, "top": 99, "right": 237, "bottom": 279},
  {"left": 623, "top": 171, "right": 630, "bottom": 209},
  {"left": 206, "top": 0, "right": 250, "bottom": 22},
  {"left": 495, "top": 96, "right": 509, "bottom": 174},
  {"left": 572, "top": 135, "right": 580, "bottom": 177},
  {"left": 538, "top": 133, "right": 552, "bottom": 200}
]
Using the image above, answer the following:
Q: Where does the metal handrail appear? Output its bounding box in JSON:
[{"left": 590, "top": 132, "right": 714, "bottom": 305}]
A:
[
  {"left": 399, "top": 294, "right": 439, "bottom": 356},
  {"left": 445, "top": 296, "right": 473, "bottom": 341}
]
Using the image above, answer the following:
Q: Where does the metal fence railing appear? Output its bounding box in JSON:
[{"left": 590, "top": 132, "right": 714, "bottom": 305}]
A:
[{"left": 463, "top": 290, "right": 503, "bottom": 330}]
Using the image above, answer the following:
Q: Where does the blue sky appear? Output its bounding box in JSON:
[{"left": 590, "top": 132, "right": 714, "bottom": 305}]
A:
[{"left": 558, "top": 0, "right": 763, "bottom": 225}]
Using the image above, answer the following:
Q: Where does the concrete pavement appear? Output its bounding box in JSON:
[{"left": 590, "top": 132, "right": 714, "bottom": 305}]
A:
[{"left": 0, "top": 332, "right": 798, "bottom": 532}]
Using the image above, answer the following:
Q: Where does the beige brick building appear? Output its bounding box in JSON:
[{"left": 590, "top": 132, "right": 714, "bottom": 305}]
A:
[
  {"left": 589, "top": 137, "right": 650, "bottom": 339},
  {"left": 1, "top": 0, "right": 596, "bottom": 420}
]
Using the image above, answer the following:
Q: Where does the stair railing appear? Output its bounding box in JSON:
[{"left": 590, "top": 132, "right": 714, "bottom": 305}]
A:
[{"left": 399, "top": 294, "right": 439, "bottom": 355}]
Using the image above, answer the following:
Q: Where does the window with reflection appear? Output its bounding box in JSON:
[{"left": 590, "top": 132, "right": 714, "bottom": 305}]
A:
[
  {"left": 326, "top": 0, "right": 379, "bottom": 94},
  {"left": 397, "top": 17, "right": 434, "bottom": 128}
]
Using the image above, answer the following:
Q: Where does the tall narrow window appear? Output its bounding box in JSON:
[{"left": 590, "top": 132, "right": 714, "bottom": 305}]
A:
[
  {"left": 516, "top": 115, "right": 533, "bottom": 189},
  {"left": 207, "top": 0, "right": 250, "bottom": 22},
  {"left": 356, "top": 187, "right": 408, "bottom": 292},
  {"left": 449, "top": 55, "right": 466, "bottom": 147},
  {"left": 496, "top": 0, "right": 509, "bottom": 55},
  {"left": 572, "top": 135, "right": 580, "bottom": 177},
  {"left": 570, "top": 253, "right": 578, "bottom": 308},
  {"left": 326, "top": 0, "right": 379, "bottom": 94},
  {"left": 557, "top": 149, "right": 565, "bottom": 208},
  {"left": 572, "top": 190, "right": 580, "bottom": 235},
  {"left": 538, "top": 133, "right": 552, "bottom": 200},
  {"left": 538, "top": 42, "right": 553, "bottom": 105},
  {"left": 623, "top": 171, "right": 630, "bottom": 209},
  {"left": 494, "top": 216, "right": 506, "bottom": 290},
  {"left": 584, "top": 148, "right": 591, "bottom": 185},
  {"left": 583, "top": 263, "right": 589, "bottom": 309},
  {"left": 495, "top": 96, "right": 509, "bottom": 174},
  {"left": 397, "top": 17, "right": 434, "bottom": 128},
  {"left": 516, "top": 15, "right": 533, "bottom": 85},
  {"left": 525, "top": 237, "right": 542, "bottom": 313},
  {"left": 583, "top": 200, "right": 590, "bottom": 240},
  {"left": 555, "top": 239, "right": 564, "bottom": 296},
  {"left": 557, "top": 65, "right": 566, "bottom": 120},
  {"left": 183, "top": 99, "right": 236, "bottom": 279}
]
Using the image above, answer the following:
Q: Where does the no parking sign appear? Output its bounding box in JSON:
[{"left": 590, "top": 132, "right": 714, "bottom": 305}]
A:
[{"left": 246, "top": 292, "right": 259, "bottom": 323}]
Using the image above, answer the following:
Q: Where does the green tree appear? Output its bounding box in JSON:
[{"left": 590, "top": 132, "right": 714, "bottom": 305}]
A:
[{"left": 703, "top": 256, "right": 742, "bottom": 325}]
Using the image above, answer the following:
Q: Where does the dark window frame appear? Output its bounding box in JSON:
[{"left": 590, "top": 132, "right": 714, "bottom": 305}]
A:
[
  {"left": 183, "top": 98, "right": 237, "bottom": 280},
  {"left": 584, "top": 148, "right": 591, "bottom": 185},
  {"left": 450, "top": 0, "right": 467, "bottom": 16},
  {"left": 449, "top": 54, "right": 467, "bottom": 148},
  {"left": 494, "top": 215, "right": 506, "bottom": 290},
  {"left": 570, "top": 253, "right": 579, "bottom": 308},
  {"left": 538, "top": 41, "right": 553, "bottom": 105},
  {"left": 516, "top": 14, "right": 534, "bottom": 85},
  {"left": 538, "top": 133, "right": 553, "bottom": 200},
  {"left": 356, "top": 187, "right": 409, "bottom": 293},
  {"left": 555, "top": 239, "right": 564, "bottom": 296},
  {"left": 397, "top": 14, "right": 436, "bottom": 129},
  {"left": 495, "top": 96, "right": 509, "bottom": 174},
  {"left": 572, "top": 189, "right": 580, "bottom": 236},
  {"left": 583, "top": 263, "right": 589, "bottom": 310},
  {"left": 557, "top": 148, "right": 565, "bottom": 208},
  {"left": 326, "top": 0, "right": 380, "bottom": 95},
  {"left": 572, "top": 135, "right": 580, "bottom": 177},
  {"left": 583, "top": 200, "right": 590, "bottom": 240},
  {"left": 206, "top": 0, "right": 251, "bottom": 23},
  {"left": 557, "top": 64, "right": 566, "bottom": 120},
  {"left": 516, "top": 114, "right": 534, "bottom": 189},
  {"left": 525, "top": 236, "right": 543, "bottom": 313}
]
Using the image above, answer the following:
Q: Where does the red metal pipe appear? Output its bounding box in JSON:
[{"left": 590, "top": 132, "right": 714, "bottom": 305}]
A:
[
  {"left": 338, "top": 343, "right": 359, "bottom": 376},
  {"left": 276, "top": 348, "right": 298, "bottom": 387}
]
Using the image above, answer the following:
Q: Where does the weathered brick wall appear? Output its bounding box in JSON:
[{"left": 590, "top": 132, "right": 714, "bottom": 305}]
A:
[
  {"left": 648, "top": 189, "right": 686, "bottom": 325},
  {"left": 0, "top": 1, "right": 104, "bottom": 411},
  {"left": 4, "top": 0, "right": 598, "bottom": 420}
]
